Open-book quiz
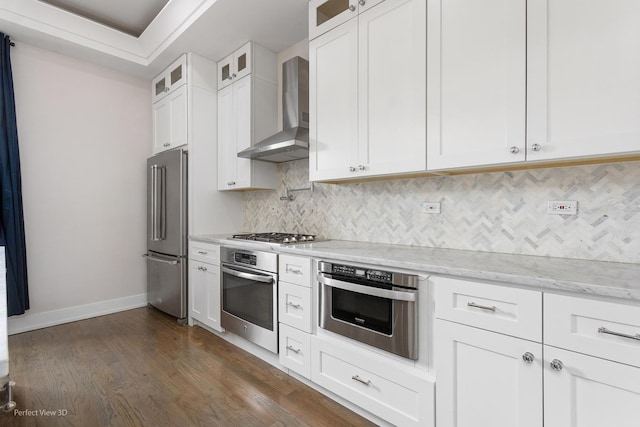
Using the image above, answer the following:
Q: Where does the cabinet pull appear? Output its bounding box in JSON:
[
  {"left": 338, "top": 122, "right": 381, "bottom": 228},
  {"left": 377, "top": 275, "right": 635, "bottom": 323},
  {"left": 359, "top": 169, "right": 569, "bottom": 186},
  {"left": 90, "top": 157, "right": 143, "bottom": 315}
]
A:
[
  {"left": 358, "top": 165, "right": 366, "bottom": 171},
  {"left": 351, "top": 375, "right": 371, "bottom": 386},
  {"left": 349, "top": 5, "right": 356, "bottom": 11},
  {"left": 522, "top": 352, "right": 534, "bottom": 363},
  {"left": 531, "top": 143, "right": 542, "bottom": 152},
  {"left": 467, "top": 301, "right": 497, "bottom": 312},
  {"left": 287, "top": 302, "right": 302, "bottom": 309},
  {"left": 550, "top": 359, "right": 563, "bottom": 371},
  {"left": 349, "top": 166, "right": 356, "bottom": 172},
  {"left": 509, "top": 146, "right": 520, "bottom": 154},
  {"left": 598, "top": 327, "right": 640, "bottom": 341},
  {"left": 286, "top": 345, "right": 301, "bottom": 354},
  {"left": 163, "top": 143, "right": 171, "bottom": 147},
  {"left": 359, "top": 0, "right": 366, "bottom": 4},
  {"left": 286, "top": 267, "right": 303, "bottom": 275},
  {"left": 198, "top": 251, "right": 208, "bottom": 255}
]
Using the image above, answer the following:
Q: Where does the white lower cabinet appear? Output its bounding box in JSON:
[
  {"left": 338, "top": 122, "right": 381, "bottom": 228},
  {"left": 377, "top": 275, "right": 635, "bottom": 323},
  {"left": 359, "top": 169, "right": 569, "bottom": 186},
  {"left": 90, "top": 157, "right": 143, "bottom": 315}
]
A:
[
  {"left": 311, "top": 334, "right": 435, "bottom": 427},
  {"left": 543, "top": 346, "right": 640, "bottom": 427},
  {"left": 188, "top": 242, "right": 223, "bottom": 332},
  {"left": 435, "top": 319, "right": 543, "bottom": 427},
  {"left": 279, "top": 323, "right": 312, "bottom": 379}
]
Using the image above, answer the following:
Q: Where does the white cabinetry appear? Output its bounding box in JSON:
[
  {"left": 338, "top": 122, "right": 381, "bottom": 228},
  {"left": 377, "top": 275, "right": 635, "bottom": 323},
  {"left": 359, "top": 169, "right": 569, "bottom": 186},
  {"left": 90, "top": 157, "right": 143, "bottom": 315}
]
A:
[
  {"left": 217, "top": 42, "right": 277, "bottom": 191},
  {"left": 427, "top": 0, "right": 640, "bottom": 171},
  {"left": 543, "top": 293, "right": 640, "bottom": 427},
  {"left": 309, "top": 0, "right": 384, "bottom": 40},
  {"left": 434, "top": 277, "right": 543, "bottom": 427},
  {"left": 188, "top": 241, "right": 223, "bottom": 332},
  {"left": 152, "top": 55, "right": 187, "bottom": 103},
  {"left": 311, "top": 334, "right": 435, "bottom": 427},
  {"left": 278, "top": 255, "right": 313, "bottom": 379},
  {"left": 309, "top": 0, "right": 426, "bottom": 181}
]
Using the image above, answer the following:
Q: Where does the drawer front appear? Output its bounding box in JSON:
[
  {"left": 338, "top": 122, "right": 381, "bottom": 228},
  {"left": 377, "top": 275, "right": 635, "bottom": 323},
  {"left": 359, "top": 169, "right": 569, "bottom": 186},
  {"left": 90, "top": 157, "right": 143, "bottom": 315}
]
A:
[
  {"left": 311, "top": 335, "right": 435, "bottom": 427},
  {"left": 545, "top": 293, "right": 640, "bottom": 368},
  {"left": 278, "top": 282, "right": 312, "bottom": 333},
  {"left": 188, "top": 241, "right": 220, "bottom": 265},
  {"left": 434, "top": 276, "right": 542, "bottom": 342},
  {"left": 279, "top": 323, "right": 311, "bottom": 379},
  {"left": 279, "top": 255, "right": 312, "bottom": 287}
]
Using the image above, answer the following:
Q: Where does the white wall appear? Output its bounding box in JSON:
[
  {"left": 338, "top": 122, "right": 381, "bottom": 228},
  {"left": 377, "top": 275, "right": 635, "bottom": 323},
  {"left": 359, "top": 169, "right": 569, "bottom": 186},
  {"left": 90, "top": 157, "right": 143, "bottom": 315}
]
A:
[{"left": 8, "top": 43, "right": 151, "bottom": 333}]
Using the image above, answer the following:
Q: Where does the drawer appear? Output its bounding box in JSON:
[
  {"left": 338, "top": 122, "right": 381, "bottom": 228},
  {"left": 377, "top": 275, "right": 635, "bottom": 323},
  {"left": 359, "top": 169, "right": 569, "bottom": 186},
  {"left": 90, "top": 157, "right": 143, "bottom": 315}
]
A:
[
  {"left": 279, "top": 255, "right": 312, "bottom": 287},
  {"left": 434, "top": 276, "right": 542, "bottom": 342},
  {"left": 544, "top": 293, "right": 640, "bottom": 368},
  {"left": 278, "top": 282, "right": 313, "bottom": 333},
  {"left": 189, "top": 241, "right": 220, "bottom": 265},
  {"left": 311, "top": 335, "right": 435, "bottom": 427},
  {"left": 279, "top": 323, "right": 311, "bottom": 379}
]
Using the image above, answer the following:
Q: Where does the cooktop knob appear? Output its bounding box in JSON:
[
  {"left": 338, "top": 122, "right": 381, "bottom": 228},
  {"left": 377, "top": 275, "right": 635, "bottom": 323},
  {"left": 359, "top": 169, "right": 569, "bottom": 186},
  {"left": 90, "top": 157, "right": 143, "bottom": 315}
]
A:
[
  {"left": 300, "top": 236, "right": 307, "bottom": 241},
  {"left": 289, "top": 236, "right": 297, "bottom": 243},
  {"left": 307, "top": 235, "right": 315, "bottom": 241},
  {"left": 283, "top": 237, "right": 289, "bottom": 243}
]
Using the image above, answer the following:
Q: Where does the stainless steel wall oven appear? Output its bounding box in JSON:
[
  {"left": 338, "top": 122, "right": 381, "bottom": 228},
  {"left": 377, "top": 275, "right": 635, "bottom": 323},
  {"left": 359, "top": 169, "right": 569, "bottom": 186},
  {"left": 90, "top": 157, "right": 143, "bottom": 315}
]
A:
[
  {"left": 319, "top": 261, "right": 419, "bottom": 359},
  {"left": 220, "top": 247, "right": 278, "bottom": 353}
]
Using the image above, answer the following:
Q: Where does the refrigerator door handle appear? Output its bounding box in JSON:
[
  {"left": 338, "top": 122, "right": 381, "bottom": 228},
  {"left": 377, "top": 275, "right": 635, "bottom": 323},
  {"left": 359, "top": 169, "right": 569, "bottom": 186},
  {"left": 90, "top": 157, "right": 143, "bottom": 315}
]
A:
[
  {"left": 142, "top": 254, "right": 179, "bottom": 265},
  {"left": 159, "top": 166, "right": 166, "bottom": 240},
  {"left": 150, "top": 164, "right": 158, "bottom": 241}
]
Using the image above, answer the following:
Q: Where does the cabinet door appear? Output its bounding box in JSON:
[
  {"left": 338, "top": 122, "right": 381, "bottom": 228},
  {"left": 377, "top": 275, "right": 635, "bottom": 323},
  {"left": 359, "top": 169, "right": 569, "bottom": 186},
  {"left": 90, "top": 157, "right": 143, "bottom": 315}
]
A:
[
  {"left": 189, "top": 261, "right": 206, "bottom": 323},
  {"left": 544, "top": 346, "right": 640, "bottom": 427},
  {"left": 358, "top": 0, "right": 426, "bottom": 177},
  {"left": 309, "top": 18, "right": 359, "bottom": 181},
  {"left": 168, "top": 85, "right": 188, "bottom": 150},
  {"left": 435, "top": 319, "right": 542, "bottom": 427},
  {"left": 309, "top": 0, "right": 359, "bottom": 40},
  {"left": 152, "top": 73, "right": 169, "bottom": 103},
  {"left": 233, "top": 75, "right": 253, "bottom": 189},
  {"left": 527, "top": 0, "right": 640, "bottom": 161},
  {"left": 217, "top": 53, "right": 234, "bottom": 90},
  {"left": 152, "top": 97, "right": 170, "bottom": 154},
  {"left": 233, "top": 42, "right": 252, "bottom": 82},
  {"left": 426, "top": 0, "right": 526, "bottom": 170},
  {"left": 217, "top": 84, "right": 236, "bottom": 190},
  {"left": 203, "top": 263, "right": 223, "bottom": 332}
]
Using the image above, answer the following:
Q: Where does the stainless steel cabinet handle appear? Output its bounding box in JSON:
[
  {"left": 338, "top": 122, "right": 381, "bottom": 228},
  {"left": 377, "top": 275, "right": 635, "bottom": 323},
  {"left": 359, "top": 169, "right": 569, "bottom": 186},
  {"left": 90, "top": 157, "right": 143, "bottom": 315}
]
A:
[
  {"left": 142, "top": 254, "right": 178, "bottom": 265},
  {"left": 222, "top": 266, "right": 273, "bottom": 283},
  {"left": 550, "top": 359, "right": 563, "bottom": 371},
  {"left": 232, "top": 73, "right": 237, "bottom": 78},
  {"left": 164, "top": 87, "right": 170, "bottom": 92},
  {"left": 198, "top": 251, "right": 208, "bottom": 255},
  {"left": 349, "top": 166, "right": 356, "bottom": 172},
  {"left": 522, "top": 352, "right": 534, "bottom": 363},
  {"left": 598, "top": 327, "right": 640, "bottom": 341},
  {"left": 286, "top": 345, "right": 301, "bottom": 354},
  {"left": 510, "top": 146, "right": 520, "bottom": 154},
  {"left": 286, "top": 267, "right": 303, "bottom": 275},
  {"left": 227, "top": 181, "right": 236, "bottom": 186},
  {"left": 349, "top": 5, "right": 356, "bottom": 11},
  {"left": 287, "top": 302, "right": 303, "bottom": 309},
  {"left": 359, "top": 0, "right": 366, "bottom": 4},
  {"left": 467, "top": 301, "right": 497, "bottom": 312},
  {"left": 531, "top": 143, "right": 542, "bottom": 152},
  {"left": 352, "top": 375, "right": 371, "bottom": 386},
  {"left": 358, "top": 165, "right": 365, "bottom": 171},
  {"left": 319, "top": 274, "right": 417, "bottom": 302}
]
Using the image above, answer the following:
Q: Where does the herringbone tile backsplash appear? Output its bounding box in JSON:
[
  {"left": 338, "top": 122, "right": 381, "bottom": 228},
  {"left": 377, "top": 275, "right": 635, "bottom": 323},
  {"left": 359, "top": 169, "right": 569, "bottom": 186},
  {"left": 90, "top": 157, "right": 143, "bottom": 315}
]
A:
[{"left": 243, "top": 160, "right": 640, "bottom": 263}]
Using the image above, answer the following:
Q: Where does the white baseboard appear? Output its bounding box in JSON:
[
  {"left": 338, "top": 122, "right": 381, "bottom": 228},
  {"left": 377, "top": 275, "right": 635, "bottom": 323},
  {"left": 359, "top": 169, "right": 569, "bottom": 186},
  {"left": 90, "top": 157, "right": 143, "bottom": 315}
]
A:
[{"left": 8, "top": 293, "right": 148, "bottom": 335}]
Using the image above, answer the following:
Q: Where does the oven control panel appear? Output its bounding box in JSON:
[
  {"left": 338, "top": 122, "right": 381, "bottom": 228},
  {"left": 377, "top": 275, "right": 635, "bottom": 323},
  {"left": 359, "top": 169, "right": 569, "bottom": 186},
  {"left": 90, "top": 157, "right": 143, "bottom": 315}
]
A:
[
  {"left": 332, "top": 264, "right": 393, "bottom": 284},
  {"left": 234, "top": 252, "right": 257, "bottom": 266}
]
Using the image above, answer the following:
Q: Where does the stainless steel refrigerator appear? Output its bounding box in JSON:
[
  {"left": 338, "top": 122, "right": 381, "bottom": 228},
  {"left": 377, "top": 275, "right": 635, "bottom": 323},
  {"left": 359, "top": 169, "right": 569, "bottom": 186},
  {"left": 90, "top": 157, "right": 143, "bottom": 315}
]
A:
[{"left": 144, "top": 148, "right": 187, "bottom": 323}]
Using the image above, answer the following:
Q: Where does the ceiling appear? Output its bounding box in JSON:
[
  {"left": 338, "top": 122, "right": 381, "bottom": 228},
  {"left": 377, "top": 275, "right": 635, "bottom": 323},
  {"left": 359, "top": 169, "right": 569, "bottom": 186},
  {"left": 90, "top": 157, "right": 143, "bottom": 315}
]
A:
[
  {"left": 38, "top": 0, "right": 170, "bottom": 37},
  {"left": 0, "top": 0, "right": 309, "bottom": 79}
]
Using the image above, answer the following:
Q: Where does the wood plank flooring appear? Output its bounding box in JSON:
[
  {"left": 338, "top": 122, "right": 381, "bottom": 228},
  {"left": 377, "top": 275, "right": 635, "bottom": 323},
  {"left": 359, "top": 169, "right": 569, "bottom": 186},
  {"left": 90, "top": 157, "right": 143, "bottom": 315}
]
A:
[{"left": 1, "top": 307, "right": 376, "bottom": 426}]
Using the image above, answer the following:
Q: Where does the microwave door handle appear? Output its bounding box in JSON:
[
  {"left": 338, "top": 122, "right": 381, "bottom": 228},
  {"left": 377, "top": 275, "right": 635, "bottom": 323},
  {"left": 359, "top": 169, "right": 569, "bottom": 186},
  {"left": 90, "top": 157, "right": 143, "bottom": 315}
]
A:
[
  {"left": 318, "top": 274, "right": 417, "bottom": 302},
  {"left": 221, "top": 267, "right": 273, "bottom": 283}
]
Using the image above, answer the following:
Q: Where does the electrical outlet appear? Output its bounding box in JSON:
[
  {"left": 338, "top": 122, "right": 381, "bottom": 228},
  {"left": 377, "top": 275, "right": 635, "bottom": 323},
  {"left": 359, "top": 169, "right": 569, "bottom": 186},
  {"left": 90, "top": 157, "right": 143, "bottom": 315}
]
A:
[
  {"left": 268, "top": 206, "right": 277, "bottom": 214},
  {"left": 422, "top": 202, "right": 441, "bottom": 214},
  {"left": 547, "top": 200, "right": 578, "bottom": 215}
]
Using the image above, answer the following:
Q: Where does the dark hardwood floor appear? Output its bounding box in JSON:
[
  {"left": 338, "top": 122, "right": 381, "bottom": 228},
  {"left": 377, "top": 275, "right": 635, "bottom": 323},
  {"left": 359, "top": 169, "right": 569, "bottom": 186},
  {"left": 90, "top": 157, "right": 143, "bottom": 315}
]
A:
[{"left": 1, "top": 307, "right": 375, "bottom": 426}]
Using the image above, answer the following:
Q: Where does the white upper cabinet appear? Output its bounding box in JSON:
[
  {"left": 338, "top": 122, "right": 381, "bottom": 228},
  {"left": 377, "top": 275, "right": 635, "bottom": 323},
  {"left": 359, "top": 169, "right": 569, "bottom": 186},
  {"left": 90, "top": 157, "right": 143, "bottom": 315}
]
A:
[
  {"left": 217, "top": 42, "right": 277, "bottom": 191},
  {"left": 152, "top": 82, "right": 187, "bottom": 154},
  {"left": 309, "top": 0, "right": 385, "bottom": 40},
  {"left": 527, "top": 0, "right": 640, "bottom": 161},
  {"left": 152, "top": 55, "right": 187, "bottom": 103},
  {"left": 309, "top": 0, "right": 426, "bottom": 181},
  {"left": 428, "top": 0, "right": 640, "bottom": 171},
  {"left": 217, "top": 42, "right": 253, "bottom": 90},
  {"left": 426, "top": 0, "right": 526, "bottom": 170}
]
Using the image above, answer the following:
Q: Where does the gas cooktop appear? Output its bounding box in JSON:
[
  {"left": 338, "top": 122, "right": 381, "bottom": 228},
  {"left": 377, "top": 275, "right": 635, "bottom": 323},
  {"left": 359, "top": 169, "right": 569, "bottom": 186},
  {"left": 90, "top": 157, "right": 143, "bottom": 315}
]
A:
[{"left": 230, "top": 232, "right": 320, "bottom": 245}]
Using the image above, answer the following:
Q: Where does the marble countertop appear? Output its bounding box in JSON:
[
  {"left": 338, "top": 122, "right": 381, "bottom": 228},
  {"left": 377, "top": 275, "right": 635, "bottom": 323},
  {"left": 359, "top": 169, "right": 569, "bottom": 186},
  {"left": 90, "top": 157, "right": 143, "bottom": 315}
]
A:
[{"left": 191, "top": 234, "right": 640, "bottom": 301}]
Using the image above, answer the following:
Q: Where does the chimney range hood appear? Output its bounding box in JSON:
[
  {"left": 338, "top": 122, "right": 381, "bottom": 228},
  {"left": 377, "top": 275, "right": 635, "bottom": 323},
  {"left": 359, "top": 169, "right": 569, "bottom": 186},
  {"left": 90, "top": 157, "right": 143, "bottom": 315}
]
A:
[{"left": 237, "top": 56, "right": 309, "bottom": 163}]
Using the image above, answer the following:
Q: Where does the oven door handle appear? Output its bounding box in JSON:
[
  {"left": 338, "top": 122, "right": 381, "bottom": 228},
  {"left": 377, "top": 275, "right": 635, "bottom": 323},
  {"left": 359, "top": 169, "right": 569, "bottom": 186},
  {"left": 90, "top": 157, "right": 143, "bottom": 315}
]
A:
[
  {"left": 318, "top": 274, "right": 417, "bottom": 302},
  {"left": 222, "top": 266, "right": 274, "bottom": 283}
]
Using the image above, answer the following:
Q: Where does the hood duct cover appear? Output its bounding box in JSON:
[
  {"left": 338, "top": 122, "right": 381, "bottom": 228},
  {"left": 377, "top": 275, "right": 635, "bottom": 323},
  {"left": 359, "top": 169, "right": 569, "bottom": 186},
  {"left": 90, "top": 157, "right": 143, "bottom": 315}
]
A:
[{"left": 237, "top": 56, "right": 309, "bottom": 163}]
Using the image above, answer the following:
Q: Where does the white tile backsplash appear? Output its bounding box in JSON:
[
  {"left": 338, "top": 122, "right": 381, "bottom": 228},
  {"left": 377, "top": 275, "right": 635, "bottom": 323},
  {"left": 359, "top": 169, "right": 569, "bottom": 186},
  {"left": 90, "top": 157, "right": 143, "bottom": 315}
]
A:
[{"left": 244, "top": 160, "right": 640, "bottom": 263}]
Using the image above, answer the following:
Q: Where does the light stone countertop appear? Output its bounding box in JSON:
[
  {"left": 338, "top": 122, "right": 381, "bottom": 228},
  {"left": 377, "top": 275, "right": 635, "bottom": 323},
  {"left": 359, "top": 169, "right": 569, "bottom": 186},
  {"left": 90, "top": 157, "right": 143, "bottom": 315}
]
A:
[{"left": 190, "top": 234, "right": 640, "bottom": 301}]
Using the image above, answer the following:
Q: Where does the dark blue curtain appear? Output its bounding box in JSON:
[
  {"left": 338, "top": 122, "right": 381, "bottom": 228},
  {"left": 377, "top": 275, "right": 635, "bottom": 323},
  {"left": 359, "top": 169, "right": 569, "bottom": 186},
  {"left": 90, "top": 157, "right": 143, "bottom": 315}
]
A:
[{"left": 0, "top": 33, "right": 29, "bottom": 316}]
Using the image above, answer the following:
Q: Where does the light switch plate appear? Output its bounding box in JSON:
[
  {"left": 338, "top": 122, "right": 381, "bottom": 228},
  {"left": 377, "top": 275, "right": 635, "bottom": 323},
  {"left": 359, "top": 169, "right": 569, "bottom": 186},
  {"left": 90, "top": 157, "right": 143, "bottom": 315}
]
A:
[
  {"left": 547, "top": 200, "right": 578, "bottom": 215},
  {"left": 422, "top": 202, "right": 441, "bottom": 214}
]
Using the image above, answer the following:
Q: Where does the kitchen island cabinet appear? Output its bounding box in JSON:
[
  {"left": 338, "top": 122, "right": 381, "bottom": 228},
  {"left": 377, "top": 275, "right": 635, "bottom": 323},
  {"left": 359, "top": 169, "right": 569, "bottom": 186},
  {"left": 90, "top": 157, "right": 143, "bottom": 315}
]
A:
[{"left": 188, "top": 241, "right": 223, "bottom": 332}]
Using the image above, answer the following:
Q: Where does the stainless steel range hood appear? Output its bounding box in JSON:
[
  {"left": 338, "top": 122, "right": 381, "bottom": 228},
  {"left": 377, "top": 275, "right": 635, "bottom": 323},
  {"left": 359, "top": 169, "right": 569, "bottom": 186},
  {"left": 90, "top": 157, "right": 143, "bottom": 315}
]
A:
[{"left": 237, "top": 56, "right": 309, "bottom": 163}]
